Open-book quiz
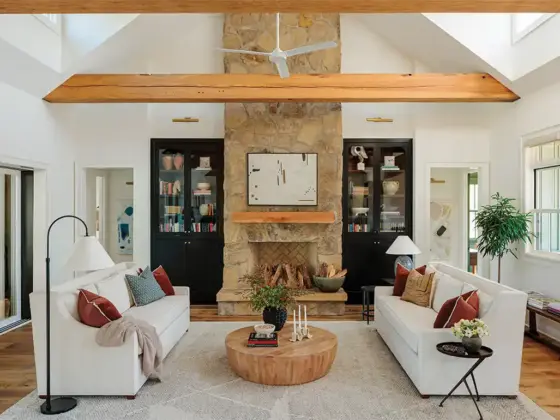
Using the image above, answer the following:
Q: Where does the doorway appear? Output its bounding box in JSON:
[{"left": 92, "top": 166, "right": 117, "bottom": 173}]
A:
[
  {"left": 429, "top": 167, "right": 480, "bottom": 272},
  {"left": 84, "top": 168, "right": 134, "bottom": 263}
]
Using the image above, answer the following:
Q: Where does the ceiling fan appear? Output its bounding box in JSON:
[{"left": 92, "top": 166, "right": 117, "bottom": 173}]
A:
[{"left": 218, "top": 13, "right": 337, "bottom": 79}]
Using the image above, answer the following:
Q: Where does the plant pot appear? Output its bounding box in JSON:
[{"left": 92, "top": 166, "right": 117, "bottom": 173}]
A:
[
  {"left": 262, "top": 307, "right": 287, "bottom": 331},
  {"left": 313, "top": 276, "right": 345, "bottom": 293},
  {"left": 382, "top": 180, "right": 400, "bottom": 196},
  {"left": 462, "top": 336, "right": 482, "bottom": 354}
]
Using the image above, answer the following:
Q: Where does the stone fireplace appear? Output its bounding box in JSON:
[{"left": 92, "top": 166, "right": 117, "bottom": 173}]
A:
[{"left": 216, "top": 13, "right": 346, "bottom": 315}]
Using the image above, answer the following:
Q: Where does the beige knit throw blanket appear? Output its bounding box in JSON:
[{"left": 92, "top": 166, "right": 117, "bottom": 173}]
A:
[{"left": 96, "top": 316, "right": 163, "bottom": 379}]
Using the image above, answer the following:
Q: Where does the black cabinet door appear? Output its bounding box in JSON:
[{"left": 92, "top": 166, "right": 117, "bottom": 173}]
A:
[
  {"left": 184, "top": 237, "right": 224, "bottom": 304},
  {"left": 152, "top": 238, "right": 187, "bottom": 287},
  {"left": 342, "top": 237, "right": 377, "bottom": 304}
]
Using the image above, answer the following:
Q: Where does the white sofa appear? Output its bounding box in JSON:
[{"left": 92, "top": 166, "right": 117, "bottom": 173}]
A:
[
  {"left": 375, "top": 262, "right": 527, "bottom": 397},
  {"left": 30, "top": 262, "right": 190, "bottom": 398}
]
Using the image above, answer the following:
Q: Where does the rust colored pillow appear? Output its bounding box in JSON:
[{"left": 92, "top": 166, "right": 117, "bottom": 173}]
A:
[
  {"left": 393, "top": 264, "right": 426, "bottom": 296},
  {"left": 77, "top": 289, "right": 121, "bottom": 328},
  {"left": 434, "top": 290, "right": 479, "bottom": 328},
  {"left": 152, "top": 266, "right": 175, "bottom": 296}
]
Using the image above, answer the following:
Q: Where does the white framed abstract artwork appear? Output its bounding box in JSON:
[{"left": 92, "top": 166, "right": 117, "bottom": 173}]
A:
[{"left": 248, "top": 153, "right": 318, "bottom": 206}]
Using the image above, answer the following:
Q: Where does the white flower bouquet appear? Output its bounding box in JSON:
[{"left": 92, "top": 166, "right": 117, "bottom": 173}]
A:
[{"left": 451, "top": 319, "right": 489, "bottom": 339}]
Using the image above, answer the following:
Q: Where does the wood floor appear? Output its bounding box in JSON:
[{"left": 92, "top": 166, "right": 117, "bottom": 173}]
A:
[{"left": 1, "top": 307, "right": 559, "bottom": 418}]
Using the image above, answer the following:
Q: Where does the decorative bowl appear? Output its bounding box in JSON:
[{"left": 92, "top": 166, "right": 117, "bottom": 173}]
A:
[
  {"left": 197, "top": 182, "right": 211, "bottom": 191},
  {"left": 313, "top": 276, "right": 345, "bottom": 293},
  {"left": 351, "top": 207, "right": 369, "bottom": 216},
  {"left": 254, "top": 323, "right": 276, "bottom": 336}
]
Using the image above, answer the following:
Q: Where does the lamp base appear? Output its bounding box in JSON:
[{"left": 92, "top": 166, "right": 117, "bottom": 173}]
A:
[
  {"left": 394, "top": 255, "right": 413, "bottom": 274},
  {"left": 40, "top": 397, "right": 77, "bottom": 415}
]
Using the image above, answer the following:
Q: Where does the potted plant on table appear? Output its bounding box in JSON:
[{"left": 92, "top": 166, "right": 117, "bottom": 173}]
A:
[
  {"left": 474, "top": 193, "right": 533, "bottom": 283},
  {"left": 241, "top": 269, "right": 305, "bottom": 331},
  {"left": 451, "top": 319, "right": 490, "bottom": 354}
]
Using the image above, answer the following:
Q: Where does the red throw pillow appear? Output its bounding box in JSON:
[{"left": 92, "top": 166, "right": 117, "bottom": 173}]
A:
[
  {"left": 152, "top": 266, "right": 175, "bottom": 296},
  {"left": 393, "top": 264, "right": 426, "bottom": 296},
  {"left": 77, "top": 289, "right": 121, "bottom": 328},
  {"left": 434, "top": 290, "right": 479, "bottom": 328}
]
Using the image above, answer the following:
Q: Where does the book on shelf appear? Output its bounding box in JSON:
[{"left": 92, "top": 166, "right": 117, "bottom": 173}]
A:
[
  {"left": 348, "top": 223, "right": 368, "bottom": 233},
  {"left": 193, "top": 189, "right": 212, "bottom": 196},
  {"left": 190, "top": 222, "right": 217, "bottom": 233},
  {"left": 247, "top": 332, "right": 278, "bottom": 347},
  {"left": 381, "top": 166, "right": 400, "bottom": 171},
  {"left": 526, "top": 291, "right": 560, "bottom": 310},
  {"left": 548, "top": 302, "right": 560, "bottom": 316}
]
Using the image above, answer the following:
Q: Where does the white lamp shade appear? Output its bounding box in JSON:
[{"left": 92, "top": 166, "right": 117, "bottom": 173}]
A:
[
  {"left": 386, "top": 236, "right": 421, "bottom": 255},
  {"left": 64, "top": 236, "right": 115, "bottom": 271}
]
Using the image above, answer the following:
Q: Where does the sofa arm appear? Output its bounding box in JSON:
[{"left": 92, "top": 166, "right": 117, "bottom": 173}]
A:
[
  {"left": 174, "top": 286, "right": 190, "bottom": 297},
  {"left": 375, "top": 286, "right": 393, "bottom": 297}
]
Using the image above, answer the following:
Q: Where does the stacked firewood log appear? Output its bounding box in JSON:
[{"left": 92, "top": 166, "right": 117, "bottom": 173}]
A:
[
  {"left": 316, "top": 262, "right": 347, "bottom": 279},
  {"left": 259, "top": 263, "right": 313, "bottom": 289}
]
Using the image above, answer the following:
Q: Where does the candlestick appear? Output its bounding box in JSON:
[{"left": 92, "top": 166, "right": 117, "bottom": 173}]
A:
[
  {"left": 298, "top": 305, "right": 302, "bottom": 330},
  {"left": 304, "top": 305, "right": 307, "bottom": 329}
]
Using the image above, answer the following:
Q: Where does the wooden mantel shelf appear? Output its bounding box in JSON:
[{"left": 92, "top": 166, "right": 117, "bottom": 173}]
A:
[{"left": 231, "top": 212, "right": 335, "bottom": 224}]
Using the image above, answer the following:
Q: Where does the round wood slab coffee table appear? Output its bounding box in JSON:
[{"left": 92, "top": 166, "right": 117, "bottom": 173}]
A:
[{"left": 225, "top": 326, "right": 338, "bottom": 386}]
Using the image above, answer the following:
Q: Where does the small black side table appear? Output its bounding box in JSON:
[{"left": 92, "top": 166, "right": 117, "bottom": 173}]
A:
[
  {"left": 361, "top": 285, "right": 376, "bottom": 324},
  {"left": 436, "top": 342, "right": 494, "bottom": 420}
]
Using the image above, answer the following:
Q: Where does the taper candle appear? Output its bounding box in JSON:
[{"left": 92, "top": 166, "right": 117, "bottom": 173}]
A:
[
  {"left": 293, "top": 310, "right": 296, "bottom": 334},
  {"left": 304, "top": 305, "right": 307, "bottom": 329},
  {"left": 298, "top": 305, "right": 302, "bottom": 329}
]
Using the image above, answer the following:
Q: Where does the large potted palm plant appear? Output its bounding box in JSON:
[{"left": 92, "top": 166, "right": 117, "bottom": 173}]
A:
[{"left": 474, "top": 193, "right": 533, "bottom": 283}]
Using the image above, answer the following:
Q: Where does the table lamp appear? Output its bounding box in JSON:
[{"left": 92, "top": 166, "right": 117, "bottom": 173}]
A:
[
  {"left": 41, "top": 215, "right": 114, "bottom": 415},
  {"left": 386, "top": 235, "right": 421, "bottom": 274}
]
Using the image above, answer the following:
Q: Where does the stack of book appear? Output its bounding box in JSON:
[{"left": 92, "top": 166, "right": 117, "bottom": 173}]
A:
[
  {"left": 247, "top": 332, "right": 278, "bottom": 348},
  {"left": 381, "top": 165, "right": 400, "bottom": 171},
  {"left": 527, "top": 291, "right": 560, "bottom": 310},
  {"left": 548, "top": 302, "right": 560, "bottom": 317}
]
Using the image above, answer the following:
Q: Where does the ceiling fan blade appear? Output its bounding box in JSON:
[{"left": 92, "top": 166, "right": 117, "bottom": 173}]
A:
[
  {"left": 217, "top": 48, "right": 271, "bottom": 56},
  {"left": 275, "top": 59, "right": 290, "bottom": 79},
  {"left": 285, "top": 41, "right": 337, "bottom": 57}
]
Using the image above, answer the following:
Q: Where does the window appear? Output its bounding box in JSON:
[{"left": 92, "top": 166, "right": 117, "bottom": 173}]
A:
[
  {"left": 33, "top": 14, "right": 61, "bottom": 34},
  {"left": 511, "top": 13, "right": 555, "bottom": 43},
  {"left": 528, "top": 140, "right": 560, "bottom": 255}
]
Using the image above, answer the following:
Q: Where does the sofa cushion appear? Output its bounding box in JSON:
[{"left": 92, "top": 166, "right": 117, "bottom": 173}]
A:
[
  {"left": 376, "top": 295, "right": 437, "bottom": 353},
  {"left": 125, "top": 268, "right": 166, "bottom": 306},
  {"left": 124, "top": 295, "right": 189, "bottom": 335},
  {"left": 96, "top": 273, "right": 133, "bottom": 314},
  {"left": 431, "top": 273, "right": 464, "bottom": 313},
  {"left": 153, "top": 266, "right": 175, "bottom": 296},
  {"left": 434, "top": 290, "right": 479, "bottom": 328},
  {"left": 401, "top": 269, "right": 435, "bottom": 307},
  {"left": 78, "top": 289, "right": 121, "bottom": 328},
  {"left": 393, "top": 264, "right": 426, "bottom": 297}
]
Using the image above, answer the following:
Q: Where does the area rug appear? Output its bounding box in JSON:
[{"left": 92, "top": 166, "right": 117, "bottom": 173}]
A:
[{"left": 1, "top": 322, "right": 552, "bottom": 420}]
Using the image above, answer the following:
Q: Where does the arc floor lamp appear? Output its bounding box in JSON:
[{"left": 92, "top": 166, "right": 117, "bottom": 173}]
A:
[{"left": 41, "top": 215, "right": 114, "bottom": 415}]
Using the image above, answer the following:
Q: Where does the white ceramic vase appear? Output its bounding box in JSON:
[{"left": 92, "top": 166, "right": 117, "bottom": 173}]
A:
[{"left": 382, "top": 180, "right": 400, "bottom": 196}]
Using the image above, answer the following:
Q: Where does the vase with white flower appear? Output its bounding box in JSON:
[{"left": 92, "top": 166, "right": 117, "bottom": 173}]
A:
[{"left": 451, "top": 319, "right": 489, "bottom": 354}]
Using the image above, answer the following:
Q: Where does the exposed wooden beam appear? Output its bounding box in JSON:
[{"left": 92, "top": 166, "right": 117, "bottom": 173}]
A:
[
  {"left": 43, "top": 74, "right": 519, "bottom": 103},
  {"left": 2, "top": 0, "right": 559, "bottom": 13}
]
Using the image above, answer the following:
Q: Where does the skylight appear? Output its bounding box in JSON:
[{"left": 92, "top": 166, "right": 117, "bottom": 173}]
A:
[{"left": 511, "top": 13, "right": 555, "bottom": 43}]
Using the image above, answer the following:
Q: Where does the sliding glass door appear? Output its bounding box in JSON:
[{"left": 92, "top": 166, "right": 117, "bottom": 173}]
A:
[{"left": 0, "top": 169, "right": 21, "bottom": 329}]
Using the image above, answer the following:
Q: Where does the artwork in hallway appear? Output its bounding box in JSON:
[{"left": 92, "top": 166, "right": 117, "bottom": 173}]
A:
[
  {"left": 117, "top": 201, "right": 133, "bottom": 255},
  {"left": 248, "top": 153, "right": 318, "bottom": 206},
  {"left": 430, "top": 200, "right": 452, "bottom": 261}
]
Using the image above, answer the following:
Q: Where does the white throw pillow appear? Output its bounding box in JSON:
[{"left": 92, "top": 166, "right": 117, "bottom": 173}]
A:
[
  {"left": 478, "top": 290, "right": 494, "bottom": 317},
  {"left": 431, "top": 274, "right": 464, "bottom": 313},
  {"left": 96, "top": 273, "right": 132, "bottom": 314}
]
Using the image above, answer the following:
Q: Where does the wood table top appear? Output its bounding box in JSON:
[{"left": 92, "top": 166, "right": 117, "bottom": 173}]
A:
[{"left": 225, "top": 325, "right": 337, "bottom": 358}]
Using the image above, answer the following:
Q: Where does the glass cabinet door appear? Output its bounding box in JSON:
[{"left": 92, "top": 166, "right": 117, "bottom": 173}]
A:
[
  {"left": 378, "top": 145, "right": 408, "bottom": 234},
  {"left": 157, "top": 148, "right": 185, "bottom": 233},
  {"left": 188, "top": 149, "right": 219, "bottom": 234},
  {"left": 346, "top": 145, "right": 375, "bottom": 233}
]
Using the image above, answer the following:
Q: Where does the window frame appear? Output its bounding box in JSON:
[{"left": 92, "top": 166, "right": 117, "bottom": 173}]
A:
[
  {"left": 33, "top": 14, "right": 61, "bottom": 35},
  {"left": 523, "top": 126, "right": 560, "bottom": 262},
  {"left": 511, "top": 13, "right": 555, "bottom": 44}
]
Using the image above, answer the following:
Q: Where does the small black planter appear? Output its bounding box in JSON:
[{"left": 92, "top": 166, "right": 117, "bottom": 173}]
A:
[{"left": 262, "top": 307, "right": 287, "bottom": 331}]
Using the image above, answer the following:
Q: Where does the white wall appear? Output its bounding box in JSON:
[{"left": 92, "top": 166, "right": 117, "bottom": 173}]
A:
[
  {"left": 429, "top": 168, "right": 468, "bottom": 269},
  {"left": 0, "top": 82, "right": 75, "bottom": 289}
]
